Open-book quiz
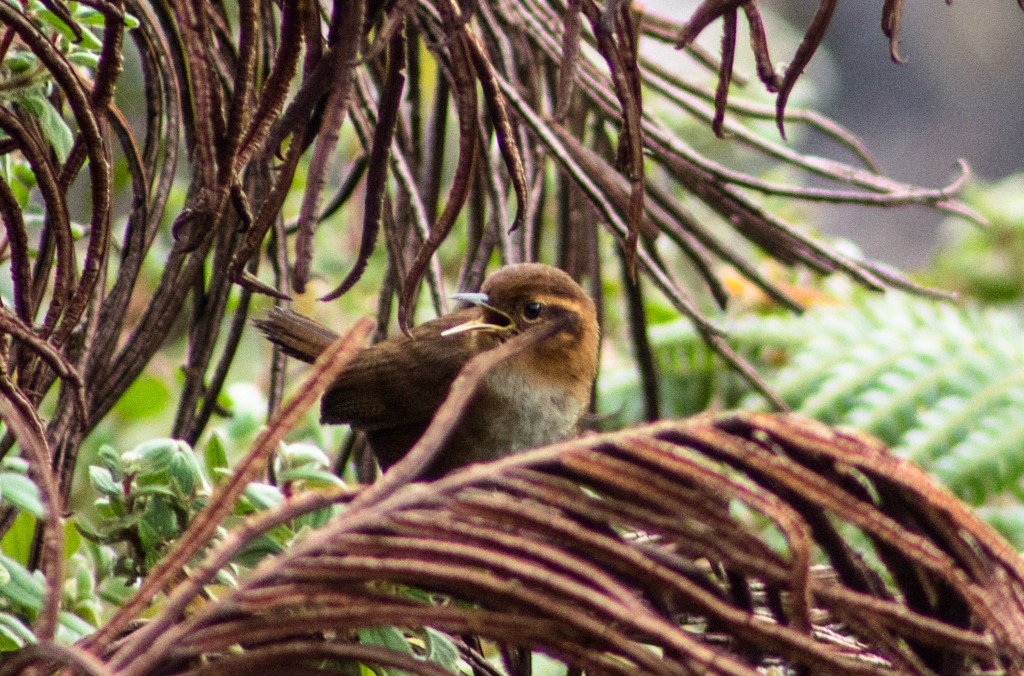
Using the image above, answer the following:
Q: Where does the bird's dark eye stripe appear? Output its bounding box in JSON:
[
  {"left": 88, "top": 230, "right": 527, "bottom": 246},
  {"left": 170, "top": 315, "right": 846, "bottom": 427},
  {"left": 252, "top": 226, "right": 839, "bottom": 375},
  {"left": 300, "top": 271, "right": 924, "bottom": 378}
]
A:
[{"left": 524, "top": 301, "right": 543, "bottom": 319}]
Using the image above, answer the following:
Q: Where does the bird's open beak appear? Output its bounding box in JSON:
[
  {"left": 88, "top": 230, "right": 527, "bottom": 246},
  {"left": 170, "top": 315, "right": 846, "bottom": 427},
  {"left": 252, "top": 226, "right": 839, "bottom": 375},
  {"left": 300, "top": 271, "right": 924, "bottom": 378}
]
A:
[{"left": 442, "top": 292, "right": 511, "bottom": 336}]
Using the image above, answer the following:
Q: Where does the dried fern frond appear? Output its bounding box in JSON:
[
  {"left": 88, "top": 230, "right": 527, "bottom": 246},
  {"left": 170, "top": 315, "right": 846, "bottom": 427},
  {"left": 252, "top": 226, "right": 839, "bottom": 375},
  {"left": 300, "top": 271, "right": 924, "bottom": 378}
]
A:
[{"left": 89, "top": 413, "right": 1024, "bottom": 675}]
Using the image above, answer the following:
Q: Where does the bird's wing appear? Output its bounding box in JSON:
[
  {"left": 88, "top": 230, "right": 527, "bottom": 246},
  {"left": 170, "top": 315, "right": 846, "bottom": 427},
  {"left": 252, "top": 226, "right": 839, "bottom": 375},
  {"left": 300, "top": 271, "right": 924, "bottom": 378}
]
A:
[{"left": 320, "top": 310, "right": 494, "bottom": 431}]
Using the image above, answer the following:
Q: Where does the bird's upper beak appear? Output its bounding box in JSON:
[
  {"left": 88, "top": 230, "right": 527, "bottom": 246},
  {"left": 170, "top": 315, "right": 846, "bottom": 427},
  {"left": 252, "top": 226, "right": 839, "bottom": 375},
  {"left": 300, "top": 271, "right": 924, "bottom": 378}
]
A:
[{"left": 441, "top": 292, "right": 511, "bottom": 336}]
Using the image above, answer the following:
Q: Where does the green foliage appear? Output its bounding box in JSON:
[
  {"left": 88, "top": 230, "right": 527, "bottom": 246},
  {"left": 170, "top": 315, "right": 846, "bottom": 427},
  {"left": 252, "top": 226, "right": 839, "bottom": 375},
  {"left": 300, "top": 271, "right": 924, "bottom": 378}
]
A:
[
  {"left": 0, "top": 554, "right": 96, "bottom": 648},
  {"left": 78, "top": 438, "right": 209, "bottom": 578},
  {"left": 931, "top": 173, "right": 1024, "bottom": 303},
  {"left": 766, "top": 295, "right": 1024, "bottom": 511},
  {"left": 0, "top": 458, "right": 43, "bottom": 518},
  {"left": 77, "top": 434, "right": 344, "bottom": 580}
]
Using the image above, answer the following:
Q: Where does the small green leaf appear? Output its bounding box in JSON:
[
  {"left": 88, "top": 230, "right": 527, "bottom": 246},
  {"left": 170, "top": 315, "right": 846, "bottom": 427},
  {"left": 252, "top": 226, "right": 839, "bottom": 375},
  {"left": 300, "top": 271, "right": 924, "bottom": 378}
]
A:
[
  {"left": 281, "top": 443, "right": 331, "bottom": 469},
  {"left": 278, "top": 467, "right": 345, "bottom": 488},
  {"left": 63, "top": 520, "right": 81, "bottom": 560},
  {"left": 243, "top": 483, "right": 283, "bottom": 511},
  {"left": 137, "top": 518, "right": 159, "bottom": 553},
  {"left": 17, "top": 94, "right": 73, "bottom": 163},
  {"left": 73, "top": 561, "right": 95, "bottom": 602},
  {"left": 1, "top": 458, "right": 28, "bottom": 474},
  {"left": 55, "top": 610, "right": 94, "bottom": 642},
  {"left": 295, "top": 505, "right": 338, "bottom": 530},
  {"left": 66, "top": 50, "right": 100, "bottom": 69},
  {"left": 0, "top": 612, "right": 35, "bottom": 649},
  {"left": 124, "top": 439, "right": 182, "bottom": 475},
  {"left": 233, "top": 533, "right": 285, "bottom": 567},
  {"left": 0, "top": 512, "right": 34, "bottom": 565},
  {"left": 358, "top": 627, "right": 417, "bottom": 676},
  {"left": 0, "top": 555, "right": 45, "bottom": 613},
  {"left": 88, "top": 466, "right": 121, "bottom": 498},
  {"left": 36, "top": 8, "right": 102, "bottom": 49},
  {"left": 0, "top": 472, "right": 44, "bottom": 517},
  {"left": 168, "top": 453, "right": 197, "bottom": 497},
  {"left": 142, "top": 498, "right": 178, "bottom": 540},
  {"left": 177, "top": 444, "right": 212, "bottom": 493},
  {"left": 71, "top": 598, "right": 102, "bottom": 628},
  {"left": 204, "top": 433, "right": 229, "bottom": 486},
  {"left": 98, "top": 577, "right": 135, "bottom": 606},
  {"left": 72, "top": 5, "right": 106, "bottom": 26},
  {"left": 97, "top": 445, "right": 121, "bottom": 473},
  {"left": 4, "top": 51, "right": 35, "bottom": 73},
  {"left": 359, "top": 625, "right": 415, "bottom": 657},
  {"left": 424, "top": 628, "right": 460, "bottom": 671}
]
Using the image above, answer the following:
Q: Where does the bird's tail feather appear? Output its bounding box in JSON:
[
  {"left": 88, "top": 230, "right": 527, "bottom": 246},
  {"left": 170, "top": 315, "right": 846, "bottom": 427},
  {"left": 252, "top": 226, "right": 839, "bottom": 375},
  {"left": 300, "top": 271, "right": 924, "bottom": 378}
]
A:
[{"left": 254, "top": 308, "right": 340, "bottom": 364}]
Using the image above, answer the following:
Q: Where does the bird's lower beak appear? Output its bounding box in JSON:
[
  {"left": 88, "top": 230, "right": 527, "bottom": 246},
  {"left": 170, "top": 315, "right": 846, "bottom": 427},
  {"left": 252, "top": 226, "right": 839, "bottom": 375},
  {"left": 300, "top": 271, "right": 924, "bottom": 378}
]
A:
[
  {"left": 442, "top": 291, "right": 511, "bottom": 336},
  {"left": 441, "top": 317, "right": 506, "bottom": 336}
]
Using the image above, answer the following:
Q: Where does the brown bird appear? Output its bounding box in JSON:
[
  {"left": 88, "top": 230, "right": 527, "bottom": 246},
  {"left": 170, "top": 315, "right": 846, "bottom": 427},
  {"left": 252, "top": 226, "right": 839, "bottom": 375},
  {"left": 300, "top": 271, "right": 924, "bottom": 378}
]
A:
[{"left": 256, "top": 263, "right": 600, "bottom": 477}]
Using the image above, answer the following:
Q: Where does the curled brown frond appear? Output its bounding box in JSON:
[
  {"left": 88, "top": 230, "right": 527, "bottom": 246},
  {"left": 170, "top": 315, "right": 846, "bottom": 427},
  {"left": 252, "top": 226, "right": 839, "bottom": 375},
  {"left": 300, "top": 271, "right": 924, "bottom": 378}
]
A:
[{"left": 96, "top": 413, "right": 1024, "bottom": 674}]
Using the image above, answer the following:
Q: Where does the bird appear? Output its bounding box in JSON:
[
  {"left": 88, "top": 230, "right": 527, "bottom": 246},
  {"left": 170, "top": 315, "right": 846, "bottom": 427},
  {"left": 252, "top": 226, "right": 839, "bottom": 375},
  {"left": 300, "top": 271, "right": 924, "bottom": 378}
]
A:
[{"left": 255, "top": 263, "right": 600, "bottom": 478}]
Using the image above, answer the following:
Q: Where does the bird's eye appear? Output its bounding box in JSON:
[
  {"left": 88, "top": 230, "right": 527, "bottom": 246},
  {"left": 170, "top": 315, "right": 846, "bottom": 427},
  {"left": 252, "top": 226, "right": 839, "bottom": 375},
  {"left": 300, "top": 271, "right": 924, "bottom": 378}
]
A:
[{"left": 523, "top": 301, "right": 543, "bottom": 320}]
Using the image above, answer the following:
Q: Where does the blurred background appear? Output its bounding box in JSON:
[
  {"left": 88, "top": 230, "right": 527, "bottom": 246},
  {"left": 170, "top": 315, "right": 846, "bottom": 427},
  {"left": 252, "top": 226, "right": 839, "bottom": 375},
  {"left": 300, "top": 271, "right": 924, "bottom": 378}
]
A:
[{"left": 655, "top": 0, "right": 1024, "bottom": 267}]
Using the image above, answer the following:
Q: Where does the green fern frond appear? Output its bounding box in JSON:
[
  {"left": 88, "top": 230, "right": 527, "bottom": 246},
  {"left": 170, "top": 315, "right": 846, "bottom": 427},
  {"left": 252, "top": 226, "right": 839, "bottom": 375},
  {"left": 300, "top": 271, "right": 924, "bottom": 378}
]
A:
[
  {"left": 931, "top": 390, "right": 1024, "bottom": 503},
  {"left": 766, "top": 293, "right": 1024, "bottom": 513}
]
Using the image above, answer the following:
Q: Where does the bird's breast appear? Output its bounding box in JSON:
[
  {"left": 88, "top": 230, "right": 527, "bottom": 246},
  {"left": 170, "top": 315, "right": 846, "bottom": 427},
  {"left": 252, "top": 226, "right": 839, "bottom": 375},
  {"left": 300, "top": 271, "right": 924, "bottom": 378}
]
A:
[{"left": 451, "top": 366, "right": 587, "bottom": 464}]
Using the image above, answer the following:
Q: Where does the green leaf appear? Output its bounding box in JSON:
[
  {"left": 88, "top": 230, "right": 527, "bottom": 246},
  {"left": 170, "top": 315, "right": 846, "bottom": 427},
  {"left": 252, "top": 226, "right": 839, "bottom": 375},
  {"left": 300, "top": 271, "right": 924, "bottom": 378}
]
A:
[
  {"left": 1, "top": 457, "right": 28, "bottom": 473},
  {"left": 280, "top": 443, "right": 331, "bottom": 470},
  {"left": 97, "top": 444, "right": 121, "bottom": 473},
  {"left": 0, "top": 555, "right": 45, "bottom": 613},
  {"left": 1, "top": 513, "right": 36, "bottom": 565},
  {"left": 73, "top": 560, "right": 95, "bottom": 602},
  {"left": 64, "top": 520, "right": 81, "bottom": 560},
  {"left": 66, "top": 50, "right": 100, "bottom": 69},
  {"left": 55, "top": 610, "right": 94, "bottom": 642},
  {"left": 295, "top": 505, "right": 338, "bottom": 530},
  {"left": 35, "top": 8, "right": 103, "bottom": 49},
  {"left": 168, "top": 452, "right": 198, "bottom": 497},
  {"left": 0, "top": 472, "right": 44, "bottom": 517},
  {"left": 278, "top": 467, "right": 345, "bottom": 488},
  {"left": 3, "top": 51, "right": 36, "bottom": 74},
  {"left": 88, "top": 466, "right": 121, "bottom": 498},
  {"left": 424, "top": 628, "right": 460, "bottom": 671},
  {"left": 233, "top": 533, "right": 285, "bottom": 567},
  {"left": 243, "top": 483, "right": 283, "bottom": 511},
  {"left": 17, "top": 94, "right": 73, "bottom": 163},
  {"left": 141, "top": 498, "right": 179, "bottom": 541},
  {"left": 0, "top": 612, "right": 35, "bottom": 649},
  {"left": 137, "top": 517, "right": 159, "bottom": 553},
  {"left": 124, "top": 439, "right": 183, "bottom": 476},
  {"left": 359, "top": 626, "right": 415, "bottom": 676},
  {"left": 204, "top": 432, "right": 229, "bottom": 486}
]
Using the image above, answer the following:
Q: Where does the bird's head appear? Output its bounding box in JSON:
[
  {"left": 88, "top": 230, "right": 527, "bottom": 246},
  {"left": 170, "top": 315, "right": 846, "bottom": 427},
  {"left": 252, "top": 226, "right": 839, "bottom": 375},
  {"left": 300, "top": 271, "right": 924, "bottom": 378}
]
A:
[{"left": 442, "top": 263, "right": 600, "bottom": 388}]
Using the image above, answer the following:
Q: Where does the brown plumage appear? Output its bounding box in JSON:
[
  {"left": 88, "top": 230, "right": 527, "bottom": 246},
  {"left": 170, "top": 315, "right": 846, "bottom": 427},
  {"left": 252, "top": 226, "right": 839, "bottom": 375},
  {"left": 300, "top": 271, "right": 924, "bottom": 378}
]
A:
[{"left": 256, "top": 263, "right": 600, "bottom": 477}]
